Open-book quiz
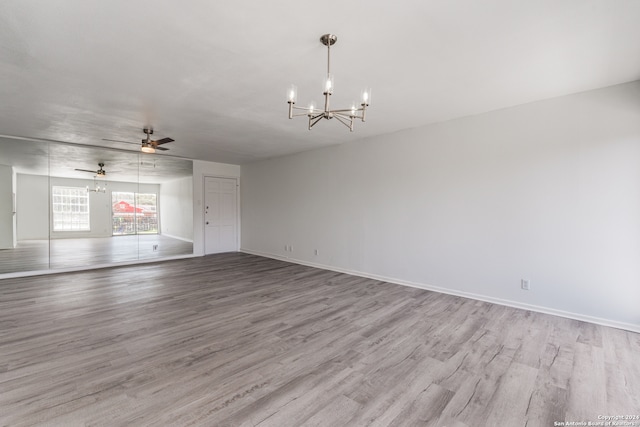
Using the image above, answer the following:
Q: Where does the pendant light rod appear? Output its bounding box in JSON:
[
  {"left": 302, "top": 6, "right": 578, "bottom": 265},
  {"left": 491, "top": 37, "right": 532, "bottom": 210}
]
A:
[{"left": 321, "top": 33, "right": 335, "bottom": 75}]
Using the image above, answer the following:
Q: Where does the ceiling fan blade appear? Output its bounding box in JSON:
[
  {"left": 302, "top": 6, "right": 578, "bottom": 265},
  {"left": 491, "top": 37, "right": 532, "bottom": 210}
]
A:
[
  {"left": 155, "top": 146, "right": 170, "bottom": 151},
  {"left": 154, "top": 137, "right": 174, "bottom": 145},
  {"left": 75, "top": 168, "right": 97, "bottom": 173},
  {"left": 102, "top": 138, "right": 139, "bottom": 145}
]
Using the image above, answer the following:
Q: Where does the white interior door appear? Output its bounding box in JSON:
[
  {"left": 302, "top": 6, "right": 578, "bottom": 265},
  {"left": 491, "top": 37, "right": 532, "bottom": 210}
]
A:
[{"left": 204, "top": 177, "right": 238, "bottom": 254}]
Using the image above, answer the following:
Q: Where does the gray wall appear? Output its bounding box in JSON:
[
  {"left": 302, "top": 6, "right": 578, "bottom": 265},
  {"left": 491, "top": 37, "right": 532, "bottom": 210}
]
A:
[
  {"left": 0, "top": 165, "right": 15, "bottom": 249},
  {"left": 16, "top": 173, "right": 49, "bottom": 240},
  {"left": 241, "top": 80, "right": 640, "bottom": 332},
  {"left": 160, "top": 176, "right": 194, "bottom": 241}
]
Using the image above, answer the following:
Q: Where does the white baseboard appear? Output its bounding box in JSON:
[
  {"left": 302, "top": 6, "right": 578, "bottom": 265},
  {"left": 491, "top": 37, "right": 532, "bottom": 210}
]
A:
[{"left": 240, "top": 248, "right": 640, "bottom": 334}]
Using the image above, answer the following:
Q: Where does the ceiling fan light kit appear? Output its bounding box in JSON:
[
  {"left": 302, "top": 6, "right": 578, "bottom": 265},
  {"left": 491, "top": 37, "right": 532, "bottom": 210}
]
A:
[
  {"left": 287, "top": 34, "right": 371, "bottom": 132},
  {"left": 74, "top": 163, "right": 108, "bottom": 193},
  {"left": 75, "top": 162, "right": 107, "bottom": 177},
  {"left": 102, "top": 128, "right": 174, "bottom": 154},
  {"left": 141, "top": 142, "right": 155, "bottom": 154},
  {"left": 141, "top": 127, "right": 173, "bottom": 153}
]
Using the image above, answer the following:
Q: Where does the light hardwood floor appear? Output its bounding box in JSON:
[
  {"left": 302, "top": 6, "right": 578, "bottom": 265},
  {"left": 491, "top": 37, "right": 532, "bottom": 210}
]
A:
[{"left": 0, "top": 253, "right": 638, "bottom": 426}]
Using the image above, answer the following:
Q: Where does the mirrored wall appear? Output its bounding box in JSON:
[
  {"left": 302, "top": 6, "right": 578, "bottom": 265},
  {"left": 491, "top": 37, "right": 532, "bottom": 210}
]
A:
[{"left": 0, "top": 136, "right": 194, "bottom": 276}]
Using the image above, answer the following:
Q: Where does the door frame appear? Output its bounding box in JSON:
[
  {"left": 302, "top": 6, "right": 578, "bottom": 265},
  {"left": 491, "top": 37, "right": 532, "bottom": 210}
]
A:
[{"left": 202, "top": 175, "right": 240, "bottom": 254}]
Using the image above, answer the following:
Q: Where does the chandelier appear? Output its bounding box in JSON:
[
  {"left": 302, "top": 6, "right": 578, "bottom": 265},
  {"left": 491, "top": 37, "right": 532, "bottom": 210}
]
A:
[
  {"left": 287, "top": 34, "right": 371, "bottom": 131},
  {"left": 86, "top": 176, "right": 107, "bottom": 193}
]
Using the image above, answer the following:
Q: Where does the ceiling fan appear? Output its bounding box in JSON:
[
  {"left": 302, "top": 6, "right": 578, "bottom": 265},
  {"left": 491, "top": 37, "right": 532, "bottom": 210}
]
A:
[
  {"left": 103, "top": 127, "right": 174, "bottom": 154},
  {"left": 75, "top": 162, "right": 108, "bottom": 176}
]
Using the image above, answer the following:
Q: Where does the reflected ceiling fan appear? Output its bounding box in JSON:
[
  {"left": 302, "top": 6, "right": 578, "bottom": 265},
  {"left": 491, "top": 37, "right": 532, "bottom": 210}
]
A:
[
  {"left": 75, "top": 162, "right": 108, "bottom": 177},
  {"left": 103, "top": 127, "right": 174, "bottom": 154}
]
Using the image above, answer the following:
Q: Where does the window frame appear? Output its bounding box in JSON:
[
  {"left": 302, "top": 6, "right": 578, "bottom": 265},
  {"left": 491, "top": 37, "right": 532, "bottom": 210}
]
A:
[
  {"left": 111, "top": 191, "right": 159, "bottom": 236},
  {"left": 51, "top": 186, "right": 91, "bottom": 232}
]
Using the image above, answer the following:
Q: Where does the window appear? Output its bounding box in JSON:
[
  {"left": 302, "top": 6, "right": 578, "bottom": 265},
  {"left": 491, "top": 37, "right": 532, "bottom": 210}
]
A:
[
  {"left": 112, "top": 192, "right": 158, "bottom": 235},
  {"left": 52, "top": 186, "right": 90, "bottom": 231}
]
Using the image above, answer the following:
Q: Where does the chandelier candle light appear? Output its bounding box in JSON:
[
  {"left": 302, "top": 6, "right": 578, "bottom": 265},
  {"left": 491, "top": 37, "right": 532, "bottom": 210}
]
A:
[
  {"left": 87, "top": 176, "right": 107, "bottom": 193},
  {"left": 287, "top": 34, "right": 371, "bottom": 131}
]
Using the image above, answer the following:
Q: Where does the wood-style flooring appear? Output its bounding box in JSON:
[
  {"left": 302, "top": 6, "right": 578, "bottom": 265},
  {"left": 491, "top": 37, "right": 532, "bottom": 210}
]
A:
[
  {"left": 0, "top": 235, "right": 193, "bottom": 275},
  {"left": 0, "top": 253, "right": 638, "bottom": 426}
]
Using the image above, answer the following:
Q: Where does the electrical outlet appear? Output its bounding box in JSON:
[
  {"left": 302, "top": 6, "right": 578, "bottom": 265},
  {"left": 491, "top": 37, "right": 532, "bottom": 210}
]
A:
[
  {"left": 153, "top": 244, "right": 158, "bottom": 252},
  {"left": 314, "top": 249, "right": 319, "bottom": 256},
  {"left": 521, "top": 279, "right": 530, "bottom": 291}
]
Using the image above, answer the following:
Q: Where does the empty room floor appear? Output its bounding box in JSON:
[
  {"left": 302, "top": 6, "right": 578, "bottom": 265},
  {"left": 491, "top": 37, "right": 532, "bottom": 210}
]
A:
[
  {"left": 0, "top": 253, "right": 638, "bottom": 426},
  {"left": 0, "top": 235, "right": 193, "bottom": 275}
]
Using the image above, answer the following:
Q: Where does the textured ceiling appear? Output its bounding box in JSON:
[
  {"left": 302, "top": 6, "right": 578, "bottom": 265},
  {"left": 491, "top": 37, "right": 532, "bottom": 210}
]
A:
[
  {"left": 1, "top": 0, "right": 640, "bottom": 165},
  {"left": 0, "top": 136, "right": 192, "bottom": 184}
]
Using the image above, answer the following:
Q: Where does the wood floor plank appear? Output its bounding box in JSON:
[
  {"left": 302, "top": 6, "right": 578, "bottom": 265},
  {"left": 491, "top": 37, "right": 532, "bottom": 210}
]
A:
[
  {"left": 483, "top": 362, "right": 539, "bottom": 426},
  {"left": 566, "top": 342, "right": 607, "bottom": 422},
  {"left": 0, "top": 252, "right": 639, "bottom": 426},
  {"left": 388, "top": 382, "right": 454, "bottom": 427},
  {"left": 601, "top": 327, "right": 640, "bottom": 414}
]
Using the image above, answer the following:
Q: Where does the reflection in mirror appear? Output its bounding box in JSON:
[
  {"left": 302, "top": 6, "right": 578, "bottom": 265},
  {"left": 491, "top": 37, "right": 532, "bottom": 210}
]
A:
[
  {"left": 0, "top": 136, "right": 193, "bottom": 276},
  {"left": 0, "top": 136, "right": 50, "bottom": 273}
]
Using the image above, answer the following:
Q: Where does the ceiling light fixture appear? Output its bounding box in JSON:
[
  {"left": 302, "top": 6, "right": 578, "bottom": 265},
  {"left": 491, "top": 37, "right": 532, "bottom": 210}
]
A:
[
  {"left": 287, "top": 34, "right": 371, "bottom": 132},
  {"left": 141, "top": 128, "right": 157, "bottom": 153},
  {"left": 141, "top": 142, "right": 155, "bottom": 154},
  {"left": 87, "top": 176, "right": 107, "bottom": 193}
]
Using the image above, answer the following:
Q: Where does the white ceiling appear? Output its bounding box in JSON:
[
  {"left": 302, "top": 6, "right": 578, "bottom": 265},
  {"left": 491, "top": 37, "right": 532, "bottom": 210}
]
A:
[
  {"left": 0, "top": 136, "right": 193, "bottom": 184},
  {"left": 1, "top": 0, "right": 639, "bottom": 165}
]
